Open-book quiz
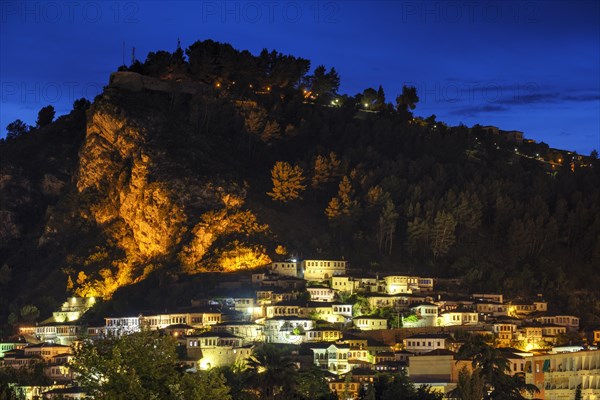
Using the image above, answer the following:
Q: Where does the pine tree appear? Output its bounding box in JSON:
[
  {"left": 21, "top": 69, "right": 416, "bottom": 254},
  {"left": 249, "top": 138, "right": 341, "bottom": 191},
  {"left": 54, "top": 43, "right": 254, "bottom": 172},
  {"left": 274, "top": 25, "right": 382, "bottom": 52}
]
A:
[
  {"left": 337, "top": 176, "right": 358, "bottom": 216},
  {"left": 312, "top": 152, "right": 341, "bottom": 189},
  {"left": 430, "top": 210, "right": 457, "bottom": 260},
  {"left": 313, "top": 155, "right": 331, "bottom": 189},
  {"left": 406, "top": 216, "right": 429, "bottom": 256},
  {"left": 325, "top": 197, "right": 342, "bottom": 220},
  {"left": 261, "top": 120, "right": 281, "bottom": 142},
  {"left": 267, "top": 161, "right": 306, "bottom": 202},
  {"left": 378, "top": 200, "right": 399, "bottom": 254}
]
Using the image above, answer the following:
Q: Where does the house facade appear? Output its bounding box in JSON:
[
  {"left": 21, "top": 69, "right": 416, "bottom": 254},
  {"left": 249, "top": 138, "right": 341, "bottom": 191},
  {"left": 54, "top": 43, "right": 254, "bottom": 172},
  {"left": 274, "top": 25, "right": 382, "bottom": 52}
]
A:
[
  {"left": 525, "top": 348, "right": 600, "bottom": 399},
  {"left": 403, "top": 334, "right": 451, "bottom": 355},
  {"left": 302, "top": 260, "right": 346, "bottom": 281},
  {"left": 310, "top": 343, "right": 351, "bottom": 374},
  {"left": 353, "top": 316, "right": 388, "bottom": 331}
]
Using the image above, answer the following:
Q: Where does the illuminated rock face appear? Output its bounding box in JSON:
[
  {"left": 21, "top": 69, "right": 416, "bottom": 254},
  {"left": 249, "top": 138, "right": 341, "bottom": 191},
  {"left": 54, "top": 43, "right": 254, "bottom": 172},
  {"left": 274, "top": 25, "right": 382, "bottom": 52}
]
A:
[
  {"left": 72, "top": 90, "right": 270, "bottom": 297},
  {"left": 77, "top": 106, "right": 185, "bottom": 260}
]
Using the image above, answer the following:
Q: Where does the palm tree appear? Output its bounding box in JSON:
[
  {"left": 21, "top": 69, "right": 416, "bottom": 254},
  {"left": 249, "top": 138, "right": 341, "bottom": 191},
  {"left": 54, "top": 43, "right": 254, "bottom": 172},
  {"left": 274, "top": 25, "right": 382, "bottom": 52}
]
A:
[
  {"left": 456, "top": 337, "right": 538, "bottom": 399},
  {"left": 246, "top": 344, "right": 298, "bottom": 399}
]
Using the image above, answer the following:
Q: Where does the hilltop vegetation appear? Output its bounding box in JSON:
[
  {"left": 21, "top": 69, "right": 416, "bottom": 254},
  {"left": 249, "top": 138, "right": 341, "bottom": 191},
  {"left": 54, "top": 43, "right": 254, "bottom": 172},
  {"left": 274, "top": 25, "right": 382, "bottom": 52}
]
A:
[{"left": 1, "top": 39, "right": 599, "bottom": 334}]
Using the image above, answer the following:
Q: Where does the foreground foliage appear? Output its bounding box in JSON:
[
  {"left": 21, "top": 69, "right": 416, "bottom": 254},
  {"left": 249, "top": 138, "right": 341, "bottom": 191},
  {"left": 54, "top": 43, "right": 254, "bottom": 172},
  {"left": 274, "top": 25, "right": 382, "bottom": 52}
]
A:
[{"left": 70, "top": 331, "right": 231, "bottom": 400}]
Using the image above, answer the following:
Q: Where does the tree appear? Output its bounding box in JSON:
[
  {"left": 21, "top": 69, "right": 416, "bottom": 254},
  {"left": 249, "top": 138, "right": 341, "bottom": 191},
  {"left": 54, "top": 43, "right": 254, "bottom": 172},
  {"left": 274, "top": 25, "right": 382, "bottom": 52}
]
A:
[
  {"left": 377, "top": 200, "right": 399, "bottom": 255},
  {"left": 306, "top": 65, "right": 340, "bottom": 101},
  {"left": 74, "top": 335, "right": 234, "bottom": 400},
  {"left": 70, "top": 330, "right": 183, "bottom": 400},
  {"left": 430, "top": 210, "right": 457, "bottom": 260},
  {"left": 340, "top": 372, "right": 353, "bottom": 400},
  {"left": 36, "top": 105, "right": 55, "bottom": 128},
  {"left": 0, "top": 264, "right": 11, "bottom": 287},
  {"left": 358, "top": 383, "right": 376, "bottom": 400},
  {"left": 261, "top": 120, "right": 281, "bottom": 142},
  {"left": 360, "top": 87, "right": 378, "bottom": 108},
  {"left": 406, "top": 216, "right": 430, "bottom": 256},
  {"left": 575, "top": 383, "right": 582, "bottom": 400},
  {"left": 325, "top": 197, "right": 342, "bottom": 220},
  {"left": 0, "top": 381, "right": 19, "bottom": 400},
  {"left": 456, "top": 338, "right": 538, "bottom": 399},
  {"left": 244, "top": 108, "right": 267, "bottom": 135},
  {"left": 246, "top": 345, "right": 298, "bottom": 399},
  {"left": 73, "top": 98, "right": 91, "bottom": 111},
  {"left": 20, "top": 305, "right": 39, "bottom": 323},
  {"left": 337, "top": 176, "right": 359, "bottom": 217},
  {"left": 176, "top": 369, "right": 232, "bottom": 400},
  {"left": 375, "top": 371, "right": 441, "bottom": 400},
  {"left": 5, "top": 119, "right": 30, "bottom": 139},
  {"left": 396, "top": 86, "right": 419, "bottom": 111},
  {"left": 267, "top": 161, "right": 306, "bottom": 202},
  {"left": 295, "top": 367, "right": 335, "bottom": 400},
  {"left": 452, "top": 366, "right": 484, "bottom": 400},
  {"left": 312, "top": 152, "right": 341, "bottom": 189}
]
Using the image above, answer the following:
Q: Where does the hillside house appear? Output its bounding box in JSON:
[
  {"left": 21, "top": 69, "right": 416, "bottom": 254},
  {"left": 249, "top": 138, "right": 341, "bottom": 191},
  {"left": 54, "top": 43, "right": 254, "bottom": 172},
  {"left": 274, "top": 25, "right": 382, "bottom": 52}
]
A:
[
  {"left": 302, "top": 260, "right": 346, "bottom": 281},
  {"left": 403, "top": 334, "right": 452, "bottom": 355},
  {"left": 310, "top": 342, "right": 351, "bottom": 374},
  {"left": 353, "top": 316, "right": 388, "bottom": 331}
]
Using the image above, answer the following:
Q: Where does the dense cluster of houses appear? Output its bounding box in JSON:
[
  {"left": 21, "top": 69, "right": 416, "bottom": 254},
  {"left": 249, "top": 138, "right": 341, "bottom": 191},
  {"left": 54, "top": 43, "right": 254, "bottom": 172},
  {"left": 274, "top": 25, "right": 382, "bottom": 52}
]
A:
[{"left": 1, "top": 259, "right": 599, "bottom": 399}]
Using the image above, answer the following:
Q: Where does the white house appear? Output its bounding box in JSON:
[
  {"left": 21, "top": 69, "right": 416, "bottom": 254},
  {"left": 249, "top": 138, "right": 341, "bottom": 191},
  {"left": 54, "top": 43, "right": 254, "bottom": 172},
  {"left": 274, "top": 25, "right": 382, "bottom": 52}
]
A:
[
  {"left": 437, "top": 309, "right": 479, "bottom": 327},
  {"left": 211, "top": 321, "right": 264, "bottom": 344},
  {"left": 383, "top": 276, "right": 417, "bottom": 294},
  {"left": 472, "top": 293, "right": 504, "bottom": 304},
  {"left": 532, "top": 315, "right": 579, "bottom": 331},
  {"left": 305, "top": 327, "right": 343, "bottom": 342},
  {"left": 330, "top": 276, "right": 357, "bottom": 293},
  {"left": 24, "top": 343, "right": 72, "bottom": 363},
  {"left": 353, "top": 316, "right": 388, "bottom": 331},
  {"left": 185, "top": 331, "right": 253, "bottom": 370},
  {"left": 269, "top": 261, "right": 299, "bottom": 278},
  {"left": 475, "top": 301, "right": 508, "bottom": 317},
  {"left": 310, "top": 342, "right": 351, "bottom": 374},
  {"left": 300, "top": 302, "right": 353, "bottom": 324},
  {"left": 35, "top": 322, "right": 81, "bottom": 345},
  {"left": 403, "top": 333, "right": 452, "bottom": 355},
  {"left": 410, "top": 303, "right": 439, "bottom": 327},
  {"left": 307, "top": 286, "right": 336, "bottom": 302},
  {"left": 104, "top": 315, "right": 143, "bottom": 336},
  {"left": 492, "top": 323, "right": 518, "bottom": 346},
  {"left": 264, "top": 301, "right": 302, "bottom": 318},
  {"left": 540, "top": 324, "right": 568, "bottom": 343},
  {"left": 263, "top": 316, "right": 315, "bottom": 344},
  {"left": 302, "top": 260, "right": 346, "bottom": 281}
]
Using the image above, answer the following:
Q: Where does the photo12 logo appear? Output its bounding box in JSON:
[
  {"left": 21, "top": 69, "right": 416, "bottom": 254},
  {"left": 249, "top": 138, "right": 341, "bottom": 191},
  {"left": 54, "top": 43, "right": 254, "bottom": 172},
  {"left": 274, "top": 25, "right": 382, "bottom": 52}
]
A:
[
  {"left": 398, "top": 1, "right": 538, "bottom": 24},
  {"left": 403, "top": 81, "right": 540, "bottom": 105},
  {"left": 1, "top": 81, "right": 103, "bottom": 105},
  {"left": 199, "top": 1, "right": 340, "bottom": 24},
  {"left": 1, "top": 1, "right": 140, "bottom": 24}
]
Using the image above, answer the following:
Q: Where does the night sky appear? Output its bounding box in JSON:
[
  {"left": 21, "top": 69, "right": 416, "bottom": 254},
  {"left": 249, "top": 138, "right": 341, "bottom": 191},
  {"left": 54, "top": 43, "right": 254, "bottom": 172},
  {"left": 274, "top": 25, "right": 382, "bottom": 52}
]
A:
[{"left": 1, "top": 1, "right": 599, "bottom": 154}]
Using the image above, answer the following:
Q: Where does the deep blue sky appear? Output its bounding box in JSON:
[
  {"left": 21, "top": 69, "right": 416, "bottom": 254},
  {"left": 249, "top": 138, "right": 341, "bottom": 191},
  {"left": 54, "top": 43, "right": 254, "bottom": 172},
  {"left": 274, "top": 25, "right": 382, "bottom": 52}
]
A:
[{"left": 1, "top": 1, "right": 599, "bottom": 154}]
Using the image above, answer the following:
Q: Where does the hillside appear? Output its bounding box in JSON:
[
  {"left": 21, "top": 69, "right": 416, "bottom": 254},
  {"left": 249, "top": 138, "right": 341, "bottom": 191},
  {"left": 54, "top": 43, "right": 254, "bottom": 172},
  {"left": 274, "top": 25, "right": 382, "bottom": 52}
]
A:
[{"left": 1, "top": 40, "right": 599, "bottom": 334}]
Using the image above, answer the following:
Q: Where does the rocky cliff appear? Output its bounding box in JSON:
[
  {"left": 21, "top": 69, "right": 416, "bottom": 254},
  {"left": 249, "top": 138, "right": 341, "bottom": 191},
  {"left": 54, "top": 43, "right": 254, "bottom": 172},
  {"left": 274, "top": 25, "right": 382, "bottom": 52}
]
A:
[{"left": 1, "top": 73, "right": 272, "bottom": 303}]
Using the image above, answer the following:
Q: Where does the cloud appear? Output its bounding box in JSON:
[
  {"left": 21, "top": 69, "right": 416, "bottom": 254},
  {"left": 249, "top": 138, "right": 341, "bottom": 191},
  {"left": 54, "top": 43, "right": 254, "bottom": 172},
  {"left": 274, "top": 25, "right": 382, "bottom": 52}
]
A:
[
  {"left": 497, "top": 92, "right": 600, "bottom": 105},
  {"left": 501, "top": 92, "right": 560, "bottom": 105},
  {"left": 562, "top": 93, "right": 600, "bottom": 102},
  {"left": 450, "top": 104, "right": 509, "bottom": 117}
]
